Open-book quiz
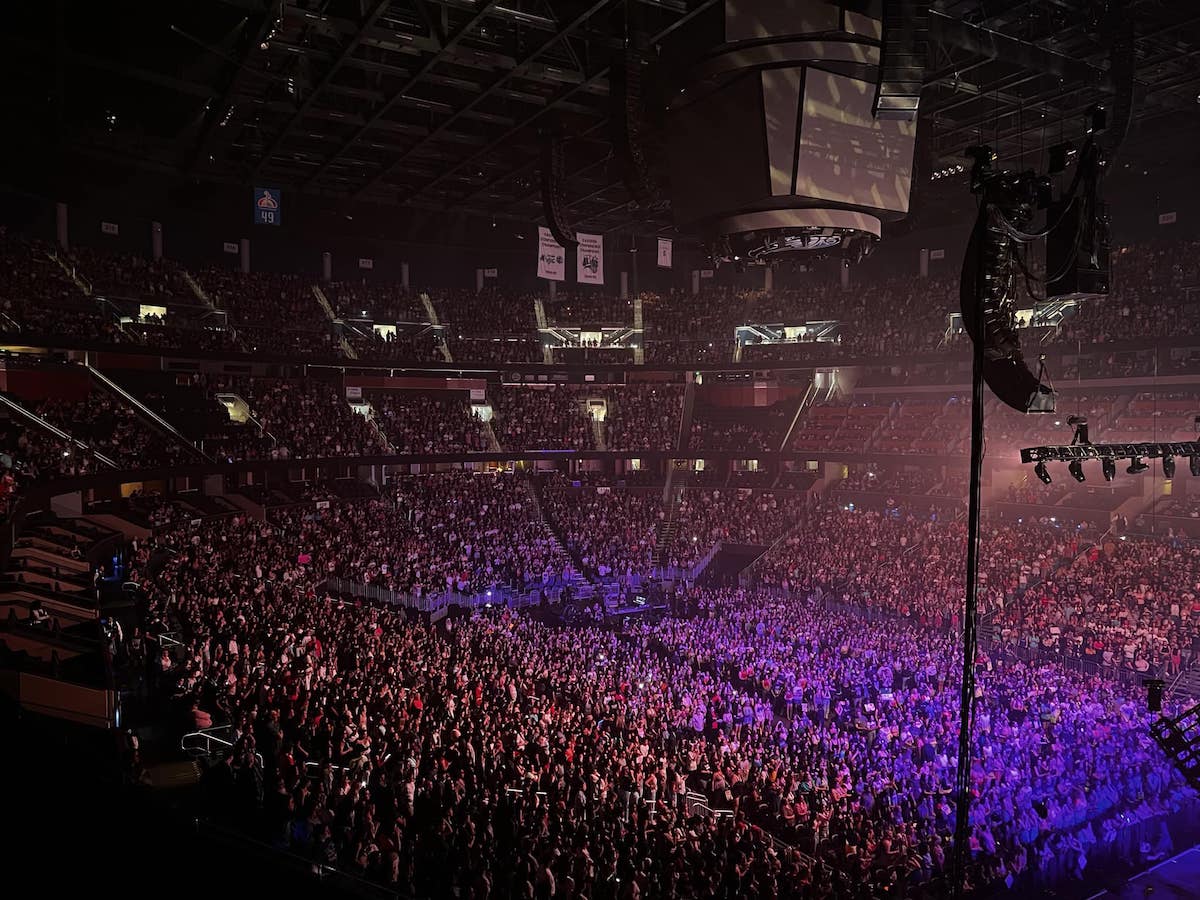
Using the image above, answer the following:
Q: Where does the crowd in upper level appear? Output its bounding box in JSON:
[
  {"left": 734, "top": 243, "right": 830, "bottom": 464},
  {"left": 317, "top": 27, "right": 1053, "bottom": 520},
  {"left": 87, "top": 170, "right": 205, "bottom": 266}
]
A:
[{"left": 3, "top": 230, "right": 1199, "bottom": 369}]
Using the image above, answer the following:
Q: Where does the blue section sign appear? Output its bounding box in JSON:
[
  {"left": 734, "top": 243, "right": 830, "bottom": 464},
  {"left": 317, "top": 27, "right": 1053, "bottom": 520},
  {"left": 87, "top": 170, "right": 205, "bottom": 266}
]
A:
[{"left": 253, "top": 187, "right": 281, "bottom": 225}]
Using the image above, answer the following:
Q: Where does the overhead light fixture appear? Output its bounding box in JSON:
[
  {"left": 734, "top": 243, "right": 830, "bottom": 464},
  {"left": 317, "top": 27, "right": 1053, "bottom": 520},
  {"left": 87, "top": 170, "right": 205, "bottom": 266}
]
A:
[
  {"left": 1103, "top": 458, "right": 1117, "bottom": 481},
  {"left": 1068, "top": 460, "right": 1085, "bottom": 482},
  {"left": 1035, "top": 461, "right": 1052, "bottom": 484},
  {"left": 1127, "top": 458, "right": 1148, "bottom": 474},
  {"left": 1163, "top": 456, "right": 1176, "bottom": 479}
]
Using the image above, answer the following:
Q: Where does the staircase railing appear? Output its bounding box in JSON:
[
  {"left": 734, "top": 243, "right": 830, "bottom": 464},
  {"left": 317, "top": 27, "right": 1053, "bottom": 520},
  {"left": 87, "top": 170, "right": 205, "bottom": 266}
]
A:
[
  {"left": 676, "top": 379, "right": 696, "bottom": 453},
  {"left": 0, "top": 392, "right": 117, "bottom": 468},
  {"left": 420, "top": 292, "right": 440, "bottom": 326},
  {"left": 779, "top": 380, "right": 818, "bottom": 451},
  {"left": 85, "top": 362, "right": 213, "bottom": 462}
]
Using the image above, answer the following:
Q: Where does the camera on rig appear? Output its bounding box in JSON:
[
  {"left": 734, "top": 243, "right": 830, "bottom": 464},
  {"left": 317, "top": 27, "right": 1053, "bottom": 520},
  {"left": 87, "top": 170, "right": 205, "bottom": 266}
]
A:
[{"left": 966, "top": 147, "right": 1052, "bottom": 218}]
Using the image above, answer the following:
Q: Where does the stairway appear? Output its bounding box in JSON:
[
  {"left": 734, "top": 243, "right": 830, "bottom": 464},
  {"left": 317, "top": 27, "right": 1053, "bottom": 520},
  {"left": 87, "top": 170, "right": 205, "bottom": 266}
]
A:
[
  {"left": 313, "top": 286, "right": 358, "bottom": 359},
  {"left": 357, "top": 400, "right": 393, "bottom": 453},
  {"left": 527, "top": 477, "right": 595, "bottom": 584},
  {"left": 592, "top": 416, "right": 607, "bottom": 451},
  {"left": 1171, "top": 663, "right": 1200, "bottom": 703},
  {"left": 420, "top": 292, "right": 441, "bottom": 326},
  {"left": 481, "top": 418, "right": 503, "bottom": 452},
  {"left": 652, "top": 467, "right": 689, "bottom": 574},
  {"left": 676, "top": 379, "right": 697, "bottom": 453},
  {"left": 632, "top": 295, "right": 645, "bottom": 365},
  {"left": 184, "top": 271, "right": 217, "bottom": 309}
]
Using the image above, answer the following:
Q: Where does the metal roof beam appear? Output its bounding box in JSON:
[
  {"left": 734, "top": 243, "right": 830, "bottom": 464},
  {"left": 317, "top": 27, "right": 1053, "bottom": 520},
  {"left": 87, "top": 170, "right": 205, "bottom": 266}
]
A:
[
  {"left": 252, "top": 0, "right": 393, "bottom": 176},
  {"left": 304, "top": 1, "right": 504, "bottom": 187},
  {"left": 347, "top": 0, "right": 614, "bottom": 200},
  {"left": 398, "top": 0, "right": 721, "bottom": 207}
]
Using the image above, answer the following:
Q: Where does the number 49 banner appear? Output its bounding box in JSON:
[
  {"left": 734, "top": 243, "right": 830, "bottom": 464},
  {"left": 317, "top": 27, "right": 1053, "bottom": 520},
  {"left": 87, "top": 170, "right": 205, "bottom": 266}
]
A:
[
  {"left": 254, "top": 187, "right": 282, "bottom": 226},
  {"left": 576, "top": 232, "right": 604, "bottom": 285}
]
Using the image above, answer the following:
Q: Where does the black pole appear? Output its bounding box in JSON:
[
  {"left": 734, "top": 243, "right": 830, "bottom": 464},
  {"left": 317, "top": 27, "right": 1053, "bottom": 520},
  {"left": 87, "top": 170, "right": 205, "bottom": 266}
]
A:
[{"left": 952, "top": 206, "right": 988, "bottom": 897}]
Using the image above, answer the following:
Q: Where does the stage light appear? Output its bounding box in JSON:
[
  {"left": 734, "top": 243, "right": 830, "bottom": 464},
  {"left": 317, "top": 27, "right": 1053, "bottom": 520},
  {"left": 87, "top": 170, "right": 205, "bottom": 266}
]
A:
[
  {"left": 1164, "top": 456, "right": 1176, "bottom": 479},
  {"left": 1035, "top": 462, "right": 1051, "bottom": 484},
  {"left": 1068, "top": 460, "right": 1085, "bottom": 482},
  {"left": 1103, "top": 458, "right": 1117, "bottom": 481},
  {"left": 1127, "top": 458, "right": 1148, "bottom": 474}
]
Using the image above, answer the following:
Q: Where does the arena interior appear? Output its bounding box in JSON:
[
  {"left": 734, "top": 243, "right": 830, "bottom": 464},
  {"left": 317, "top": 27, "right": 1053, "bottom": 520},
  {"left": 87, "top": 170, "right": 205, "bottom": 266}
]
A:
[{"left": 2, "top": 1, "right": 1200, "bottom": 897}]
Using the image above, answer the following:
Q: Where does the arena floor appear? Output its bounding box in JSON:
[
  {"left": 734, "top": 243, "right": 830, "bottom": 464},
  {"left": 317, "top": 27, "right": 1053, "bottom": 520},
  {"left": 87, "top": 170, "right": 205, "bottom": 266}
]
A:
[{"left": 1088, "top": 846, "right": 1200, "bottom": 899}]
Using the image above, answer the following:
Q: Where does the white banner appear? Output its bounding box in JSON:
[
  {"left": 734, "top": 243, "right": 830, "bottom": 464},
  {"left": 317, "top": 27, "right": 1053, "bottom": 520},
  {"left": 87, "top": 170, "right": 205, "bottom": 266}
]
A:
[
  {"left": 101, "top": 222, "right": 119, "bottom": 235},
  {"left": 1159, "top": 211, "right": 1177, "bottom": 225},
  {"left": 483, "top": 267, "right": 498, "bottom": 278},
  {"left": 358, "top": 258, "right": 374, "bottom": 270},
  {"left": 657, "top": 238, "right": 673, "bottom": 269},
  {"left": 930, "top": 248, "right": 946, "bottom": 260},
  {"left": 223, "top": 241, "right": 239, "bottom": 254},
  {"left": 345, "top": 386, "right": 363, "bottom": 400},
  {"left": 536, "top": 226, "right": 565, "bottom": 282},
  {"left": 576, "top": 232, "right": 604, "bottom": 285}
]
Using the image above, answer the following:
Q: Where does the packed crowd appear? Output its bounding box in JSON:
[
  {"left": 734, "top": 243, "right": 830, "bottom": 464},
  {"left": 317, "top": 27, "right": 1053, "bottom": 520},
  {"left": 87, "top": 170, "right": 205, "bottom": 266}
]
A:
[
  {"left": 128, "top": 494, "right": 1197, "bottom": 900},
  {"left": 4, "top": 234, "right": 1200, "bottom": 369},
  {"left": 603, "top": 384, "right": 685, "bottom": 452},
  {"left": 539, "top": 476, "right": 663, "bottom": 582},
  {"left": 275, "top": 474, "right": 570, "bottom": 595},
  {"left": 667, "top": 489, "right": 808, "bottom": 570},
  {"left": 994, "top": 535, "right": 1200, "bottom": 676},
  {"left": 199, "top": 378, "right": 387, "bottom": 461},
  {"left": 325, "top": 280, "right": 421, "bottom": 322},
  {"left": 491, "top": 387, "right": 594, "bottom": 451},
  {"left": 370, "top": 392, "right": 490, "bottom": 454},
  {"left": 35, "top": 390, "right": 198, "bottom": 470}
]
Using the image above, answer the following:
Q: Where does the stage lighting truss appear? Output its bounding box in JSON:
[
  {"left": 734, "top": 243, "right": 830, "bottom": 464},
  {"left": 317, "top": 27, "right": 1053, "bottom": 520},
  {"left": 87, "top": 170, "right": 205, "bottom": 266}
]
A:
[{"left": 1020, "top": 441, "right": 1200, "bottom": 482}]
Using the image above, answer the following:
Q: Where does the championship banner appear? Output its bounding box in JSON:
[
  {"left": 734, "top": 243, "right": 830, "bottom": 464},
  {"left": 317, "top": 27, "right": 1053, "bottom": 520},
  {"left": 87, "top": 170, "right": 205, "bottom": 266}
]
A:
[
  {"left": 1159, "top": 211, "right": 1177, "bottom": 225},
  {"left": 483, "top": 267, "right": 498, "bottom": 278},
  {"left": 223, "top": 241, "right": 239, "bottom": 254},
  {"left": 358, "top": 258, "right": 374, "bottom": 270},
  {"left": 253, "top": 187, "right": 281, "bottom": 225},
  {"left": 657, "top": 237, "right": 673, "bottom": 269},
  {"left": 930, "top": 249, "right": 946, "bottom": 260},
  {"left": 536, "top": 226, "right": 565, "bottom": 281},
  {"left": 700, "top": 268, "right": 715, "bottom": 279},
  {"left": 576, "top": 232, "right": 604, "bottom": 285},
  {"left": 101, "top": 221, "right": 119, "bottom": 236}
]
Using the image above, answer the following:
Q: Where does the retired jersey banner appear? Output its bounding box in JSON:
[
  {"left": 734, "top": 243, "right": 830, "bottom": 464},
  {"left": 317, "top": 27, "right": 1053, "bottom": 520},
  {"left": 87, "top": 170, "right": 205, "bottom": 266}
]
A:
[
  {"left": 576, "top": 232, "right": 604, "bottom": 285},
  {"left": 253, "top": 187, "right": 281, "bottom": 225},
  {"left": 657, "top": 238, "right": 673, "bottom": 269},
  {"left": 536, "top": 226, "right": 565, "bottom": 281}
]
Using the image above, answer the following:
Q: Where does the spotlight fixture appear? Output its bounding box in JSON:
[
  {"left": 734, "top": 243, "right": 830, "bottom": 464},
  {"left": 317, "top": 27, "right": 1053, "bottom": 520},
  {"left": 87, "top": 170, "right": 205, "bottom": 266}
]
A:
[
  {"left": 1035, "top": 461, "right": 1052, "bottom": 484},
  {"left": 1164, "top": 456, "right": 1176, "bottom": 479},
  {"left": 1068, "top": 460, "right": 1086, "bottom": 482},
  {"left": 1103, "top": 458, "right": 1117, "bottom": 481},
  {"left": 1127, "top": 458, "right": 1148, "bottom": 474}
]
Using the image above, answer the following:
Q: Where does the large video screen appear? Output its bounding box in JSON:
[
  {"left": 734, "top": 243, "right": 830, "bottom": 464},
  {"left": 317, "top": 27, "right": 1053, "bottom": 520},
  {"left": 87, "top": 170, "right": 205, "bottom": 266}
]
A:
[{"left": 796, "top": 70, "right": 916, "bottom": 214}]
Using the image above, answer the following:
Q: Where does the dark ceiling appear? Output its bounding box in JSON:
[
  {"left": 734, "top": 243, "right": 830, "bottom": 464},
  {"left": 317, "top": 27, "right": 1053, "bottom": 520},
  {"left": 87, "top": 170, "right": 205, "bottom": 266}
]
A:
[{"left": 3, "top": 0, "right": 1199, "bottom": 240}]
